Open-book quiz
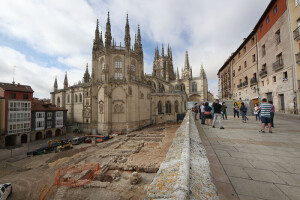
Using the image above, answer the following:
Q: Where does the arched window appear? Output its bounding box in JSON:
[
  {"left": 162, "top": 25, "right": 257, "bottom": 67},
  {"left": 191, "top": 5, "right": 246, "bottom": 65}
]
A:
[
  {"left": 67, "top": 94, "right": 70, "bottom": 103},
  {"left": 102, "top": 62, "right": 105, "bottom": 69},
  {"left": 181, "top": 84, "right": 185, "bottom": 92},
  {"left": 147, "top": 81, "right": 151, "bottom": 86},
  {"left": 192, "top": 82, "right": 197, "bottom": 92},
  {"left": 57, "top": 97, "right": 60, "bottom": 108},
  {"left": 115, "top": 72, "right": 123, "bottom": 80},
  {"left": 166, "top": 101, "right": 171, "bottom": 114},
  {"left": 158, "top": 101, "right": 162, "bottom": 114},
  {"left": 79, "top": 93, "right": 82, "bottom": 102},
  {"left": 75, "top": 94, "right": 78, "bottom": 103},
  {"left": 175, "top": 84, "right": 179, "bottom": 90},
  {"left": 130, "top": 64, "right": 135, "bottom": 71},
  {"left": 175, "top": 100, "right": 179, "bottom": 113},
  {"left": 115, "top": 60, "right": 122, "bottom": 68}
]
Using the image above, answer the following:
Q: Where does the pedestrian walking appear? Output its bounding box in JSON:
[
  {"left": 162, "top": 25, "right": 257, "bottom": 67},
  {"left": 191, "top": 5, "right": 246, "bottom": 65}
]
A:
[
  {"left": 240, "top": 102, "right": 248, "bottom": 123},
  {"left": 200, "top": 103, "right": 205, "bottom": 120},
  {"left": 204, "top": 102, "right": 212, "bottom": 126},
  {"left": 269, "top": 101, "right": 275, "bottom": 128},
  {"left": 198, "top": 103, "right": 202, "bottom": 120},
  {"left": 221, "top": 102, "right": 227, "bottom": 120},
  {"left": 233, "top": 102, "right": 240, "bottom": 118},
  {"left": 212, "top": 99, "right": 225, "bottom": 129},
  {"left": 259, "top": 98, "right": 272, "bottom": 133},
  {"left": 192, "top": 103, "right": 199, "bottom": 120},
  {"left": 254, "top": 103, "right": 260, "bottom": 121}
]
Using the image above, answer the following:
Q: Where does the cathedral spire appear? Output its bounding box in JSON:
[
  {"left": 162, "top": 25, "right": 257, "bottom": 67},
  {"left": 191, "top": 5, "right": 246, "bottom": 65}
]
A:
[
  {"left": 200, "top": 64, "right": 207, "bottom": 79},
  {"left": 105, "top": 11, "right": 112, "bottom": 49},
  {"left": 170, "top": 47, "right": 173, "bottom": 60},
  {"left": 176, "top": 67, "right": 179, "bottom": 80},
  {"left": 184, "top": 50, "right": 190, "bottom": 69},
  {"left": 83, "top": 63, "right": 91, "bottom": 83},
  {"left": 137, "top": 24, "right": 141, "bottom": 45},
  {"left": 124, "top": 13, "right": 130, "bottom": 50},
  {"left": 162, "top": 43, "right": 164, "bottom": 57},
  {"left": 54, "top": 76, "right": 58, "bottom": 91},
  {"left": 64, "top": 72, "right": 68, "bottom": 89},
  {"left": 93, "top": 19, "right": 100, "bottom": 52},
  {"left": 167, "top": 44, "right": 170, "bottom": 57},
  {"left": 100, "top": 31, "right": 103, "bottom": 49}
]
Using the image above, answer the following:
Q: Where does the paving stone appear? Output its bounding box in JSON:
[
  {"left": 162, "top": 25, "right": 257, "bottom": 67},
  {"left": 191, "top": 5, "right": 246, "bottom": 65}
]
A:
[
  {"left": 215, "top": 149, "right": 230, "bottom": 157},
  {"left": 238, "top": 195, "right": 265, "bottom": 200},
  {"left": 274, "top": 172, "right": 300, "bottom": 186},
  {"left": 211, "top": 144, "right": 238, "bottom": 152},
  {"left": 228, "top": 151, "right": 257, "bottom": 160},
  {"left": 230, "top": 177, "right": 289, "bottom": 200},
  {"left": 248, "top": 160, "right": 289, "bottom": 172},
  {"left": 244, "top": 168, "right": 286, "bottom": 184},
  {"left": 210, "top": 164, "right": 230, "bottom": 183},
  {"left": 275, "top": 184, "right": 300, "bottom": 200},
  {"left": 223, "top": 165, "right": 249, "bottom": 179},
  {"left": 213, "top": 181, "right": 239, "bottom": 200},
  {"left": 219, "top": 157, "right": 254, "bottom": 168}
]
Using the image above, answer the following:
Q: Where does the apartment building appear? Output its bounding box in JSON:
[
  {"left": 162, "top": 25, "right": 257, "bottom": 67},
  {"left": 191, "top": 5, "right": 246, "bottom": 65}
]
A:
[
  {"left": 256, "top": 0, "right": 294, "bottom": 113},
  {"left": 218, "top": 0, "right": 299, "bottom": 114},
  {"left": 288, "top": 0, "right": 300, "bottom": 112},
  {"left": 232, "top": 32, "right": 259, "bottom": 103},
  {"left": 31, "top": 98, "right": 67, "bottom": 142},
  {"left": 0, "top": 82, "right": 34, "bottom": 147},
  {"left": 218, "top": 57, "right": 232, "bottom": 100}
]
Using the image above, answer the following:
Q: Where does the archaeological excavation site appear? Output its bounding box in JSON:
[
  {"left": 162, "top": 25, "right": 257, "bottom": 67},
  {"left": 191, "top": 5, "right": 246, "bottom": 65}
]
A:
[{"left": 0, "top": 112, "right": 218, "bottom": 200}]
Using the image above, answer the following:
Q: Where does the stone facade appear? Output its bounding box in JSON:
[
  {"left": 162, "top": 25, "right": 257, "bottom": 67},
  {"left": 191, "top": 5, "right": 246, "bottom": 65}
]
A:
[
  {"left": 218, "top": 0, "right": 298, "bottom": 114},
  {"left": 257, "top": 4, "right": 294, "bottom": 113},
  {"left": 50, "top": 13, "right": 211, "bottom": 134},
  {"left": 287, "top": 0, "right": 300, "bottom": 113}
]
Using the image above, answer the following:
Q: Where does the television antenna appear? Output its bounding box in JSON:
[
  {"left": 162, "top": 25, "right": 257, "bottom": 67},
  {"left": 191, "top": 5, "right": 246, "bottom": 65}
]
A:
[{"left": 13, "top": 66, "right": 16, "bottom": 84}]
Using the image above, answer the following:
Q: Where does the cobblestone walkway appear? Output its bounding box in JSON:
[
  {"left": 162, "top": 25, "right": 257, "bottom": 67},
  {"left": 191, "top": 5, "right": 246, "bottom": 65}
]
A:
[{"left": 196, "top": 115, "right": 300, "bottom": 200}]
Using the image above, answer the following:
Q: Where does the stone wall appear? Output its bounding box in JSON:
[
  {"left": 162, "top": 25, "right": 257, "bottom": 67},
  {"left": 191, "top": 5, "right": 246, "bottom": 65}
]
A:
[{"left": 145, "top": 110, "right": 218, "bottom": 200}]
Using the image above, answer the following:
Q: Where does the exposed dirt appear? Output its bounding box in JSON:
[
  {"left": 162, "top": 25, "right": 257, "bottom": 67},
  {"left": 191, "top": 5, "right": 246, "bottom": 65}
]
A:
[{"left": 0, "top": 122, "right": 180, "bottom": 200}]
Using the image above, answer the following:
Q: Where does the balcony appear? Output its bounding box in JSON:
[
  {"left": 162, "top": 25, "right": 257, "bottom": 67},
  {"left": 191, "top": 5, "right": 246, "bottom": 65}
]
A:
[
  {"left": 250, "top": 78, "right": 257, "bottom": 86},
  {"left": 273, "top": 59, "right": 284, "bottom": 71},
  {"left": 243, "top": 81, "right": 248, "bottom": 87},
  {"left": 293, "top": 26, "right": 300, "bottom": 41},
  {"left": 237, "top": 83, "right": 243, "bottom": 89},
  {"left": 259, "top": 70, "right": 267, "bottom": 78},
  {"left": 296, "top": 52, "right": 300, "bottom": 64}
]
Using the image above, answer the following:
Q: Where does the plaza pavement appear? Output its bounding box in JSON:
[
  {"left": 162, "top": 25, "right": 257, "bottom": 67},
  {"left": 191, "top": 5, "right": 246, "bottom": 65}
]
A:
[{"left": 196, "top": 115, "right": 300, "bottom": 200}]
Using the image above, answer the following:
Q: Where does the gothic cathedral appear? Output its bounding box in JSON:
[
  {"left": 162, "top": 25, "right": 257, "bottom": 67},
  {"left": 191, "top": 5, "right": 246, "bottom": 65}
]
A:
[{"left": 51, "top": 13, "right": 212, "bottom": 134}]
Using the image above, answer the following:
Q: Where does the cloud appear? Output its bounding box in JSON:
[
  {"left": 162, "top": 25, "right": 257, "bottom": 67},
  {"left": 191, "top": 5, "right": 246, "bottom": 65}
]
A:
[
  {"left": 0, "top": 46, "right": 84, "bottom": 98},
  {"left": 0, "top": 0, "right": 271, "bottom": 97}
]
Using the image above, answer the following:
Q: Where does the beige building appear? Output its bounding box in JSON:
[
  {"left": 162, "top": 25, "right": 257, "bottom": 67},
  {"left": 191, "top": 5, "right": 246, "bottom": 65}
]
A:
[
  {"left": 256, "top": 0, "right": 295, "bottom": 113},
  {"left": 218, "top": 0, "right": 298, "bottom": 114},
  {"left": 287, "top": 0, "right": 300, "bottom": 113},
  {"left": 232, "top": 32, "right": 259, "bottom": 102},
  {"left": 50, "top": 13, "right": 211, "bottom": 134}
]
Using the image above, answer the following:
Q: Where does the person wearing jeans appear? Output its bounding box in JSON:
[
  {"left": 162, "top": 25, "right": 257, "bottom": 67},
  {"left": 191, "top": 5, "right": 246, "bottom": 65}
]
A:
[
  {"left": 269, "top": 101, "right": 275, "bottom": 128},
  {"left": 254, "top": 103, "right": 260, "bottom": 121},
  {"left": 240, "top": 102, "right": 247, "bottom": 123},
  {"left": 212, "top": 99, "right": 224, "bottom": 129}
]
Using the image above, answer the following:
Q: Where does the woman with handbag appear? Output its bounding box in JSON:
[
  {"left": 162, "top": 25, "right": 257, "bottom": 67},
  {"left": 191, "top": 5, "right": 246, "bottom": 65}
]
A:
[{"left": 204, "top": 102, "right": 213, "bottom": 126}]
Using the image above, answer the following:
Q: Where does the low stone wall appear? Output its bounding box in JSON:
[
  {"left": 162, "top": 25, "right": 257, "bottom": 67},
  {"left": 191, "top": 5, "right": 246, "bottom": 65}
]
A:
[{"left": 145, "top": 110, "right": 218, "bottom": 200}]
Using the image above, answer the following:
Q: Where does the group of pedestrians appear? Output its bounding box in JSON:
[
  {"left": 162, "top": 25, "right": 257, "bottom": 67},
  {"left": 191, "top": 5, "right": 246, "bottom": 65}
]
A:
[
  {"left": 192, "top": 99, "right": 275, "bottom": 133},
  {"left": 192, "top": 99, "right": 225, "bottom": 129}
]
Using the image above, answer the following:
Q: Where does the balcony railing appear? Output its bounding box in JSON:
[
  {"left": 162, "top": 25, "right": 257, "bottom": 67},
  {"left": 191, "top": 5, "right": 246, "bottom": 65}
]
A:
[
  {"left": 259, "top": 70, "right": 267, "bottom": 78},
  {"left": 273, "top": 59, "right": 284, "bottom": 71},
  {"left": 250, "top": 78, "right": 257, "bottom": 85},
  {"left": 293, "top": 26, "right": 300, "bottom": 41},
  {"left": 296, "top": 52, "right": 300, "bottom": 64},
  {"left": 243, "top": 81, "right": 248, "bottom": 87}
]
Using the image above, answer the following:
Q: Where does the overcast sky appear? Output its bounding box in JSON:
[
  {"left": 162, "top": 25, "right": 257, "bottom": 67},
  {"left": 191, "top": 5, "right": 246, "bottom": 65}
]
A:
[{"left": 0, "top": 0, "right": 270, "bottom": 98}]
